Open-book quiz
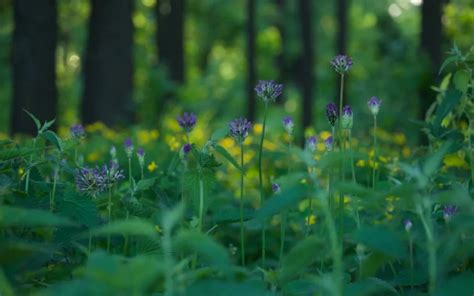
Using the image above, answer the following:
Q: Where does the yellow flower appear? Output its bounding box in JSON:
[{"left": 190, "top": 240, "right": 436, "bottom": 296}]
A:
[
  {"left": 219, "top": 138, "right": 235, "bottom": 150},
  {"left": 253, "top": 123, "right": 263, "bottom": 134},
  {"left": 137, "top": 130, "right": 151, "bottom": 145},
  {"left": 305, "top": 214, "right": 317, "bottom": 225},
  {"left": 165, "top": 135, "right": 180, "bottom": 151},
  {"left": 18, "top": 167, "right": 25, "bottom": 177},
  {"left": 356, "top": 159, "right": 366, "bottom": 167},
  {"left": 87, "top": 152, "right": 100, "bottom": 162},
  {"left": 393, "top": 133, "right": 406, "bottom": 145},
  {"left": 319, "top": 130, "right": 331, "bottom": 140},
  {"left": 344, "top": 195, "right": 350, "bottom": 204},
  {"left": 443, "top": 153, "right": 468, "bottom": 169},
  {"left": 402, "top": 147, "right": 411, "bottom": 158},
  {"left": 147, "top": 161, "right": 158, "bottom": 172}
]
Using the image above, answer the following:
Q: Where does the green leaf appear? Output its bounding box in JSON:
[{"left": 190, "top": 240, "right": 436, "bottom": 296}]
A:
[
  {"left": 345, "top": 277, "right": 399, "bottom": 296},
  {"left": 135, "top": 178, "right": 156, "bottom": 191},
  {"left": 23, "top": 109, "right": 41, "bottom": 131},
  {"left": 0, "top": 205, "right": 75, "bottom": 228},
  {"left": 433, "top": 88, "right": 463, "bottom": 127},
  {"left": 185, "top": 171, "right": 216, "bottom": 215},
  {"left": 210, "top": 127, "right": 229, "bottom": 141},
  {"left": 42, "top": 130, "right": 63, "bottom": 152},
  {"left": 254, "top": 184, "right": 307, "bottom": 221},
  {"left": 184, "top": 279, "right": 270, "bottom": 296},
  {"left": 0, "top": 147, "right": 37, "bottom": 162},
  {"left": 351, "top": 226, "right": 407, "bottom": 259},
  {"left": 40, "top": 119, "right": 56, "bottom": 133},
  {"left": 0, "top": 269, "right": 15, "bottom": 296},
  {"left": 422, "top": 142, "right": 451, "bottom": 177},
  {"left": 433, "top": 272, "right": 474, "bottom": 296},
  {"left": 279, "top": 235, "right": 327, "bottom": 282},
  {"left": 89, "top": 219, "right": 158, "bottom": 239},
  {"left": 57, "top": 191, "right": 99, "bottom": 228},
  {"left": 438, "top": 55, "right": 457, "bottom": 74},
  {"left": 214, "top": 145, "right": 241, "bottom": 172},
  {"left": 453, "top": 70, "right": 470, "bottom": 93},
  {"left": 173, "top": 230, "right": 231, "bottom": 271}
]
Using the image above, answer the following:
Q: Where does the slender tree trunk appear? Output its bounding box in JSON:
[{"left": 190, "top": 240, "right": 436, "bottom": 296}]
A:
[
  {"left": 156, "top": 0, "right": 185, "bottom": 84},
  {"left": 82, "top": 0, "right": 133, "bottom": 126},
  {"left": 11, "top": 0, "right": 57, "bottom": 135},
  {"left": 419, "top": 0, "right": 442, "bottom": 122},
  {"left": 246, "top": 0, "right": 256, "bottom": 121},
  {"left": 299, "top": 0, "right": 314, "bottom": 133},
  {"left": 336, "top": 0, "right": 348, "bottom": 103},
  {"left": 275, "top": 0, "right": 286, "bottom": 105}
]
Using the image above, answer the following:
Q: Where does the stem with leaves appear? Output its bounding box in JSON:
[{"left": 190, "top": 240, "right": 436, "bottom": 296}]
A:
[
  {"left": 239, "top": 143, "right": 246, "bottom": 266},
  {"left": 259, "top": 102, "right": 269, "bottom": 265},
  {"left": 418, "top": 203, "right": 437, "bottom": 294}
]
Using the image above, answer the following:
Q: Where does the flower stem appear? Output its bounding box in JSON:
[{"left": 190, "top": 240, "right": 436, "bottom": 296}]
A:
[
  {"left": 128, "top": 157, "right": 132, "bottom": 191},
  {"left": 409, "top": 235, "right": 414, "bottom": 290},
  {"left": 88, "top": 231, "right": 92, "bottom": 254},
  {"left": 50, "top": 164, "right": 58, "bottom": 212},
  {"left": 25, "top": 138, "right": 37, "bottom": 193},
  {"left": 239, "top": 143, "right": 246, "bottom": 266},
  {"left": 348, "top": 131, "right": 360, "bottom": 228},
  {"left": 198, "top": 173, "right": 204, "bottom": 232},
  {"left": 468, "top": 119, "right": 474, "bottom": 184},
  {"left": 107, "top": 188, "right": 113, "bottom": 252},
  {"left": 259, "top": 102, "right": 269, "bottom": 265},
  {"left": 419, "top": 206, "right": 437, "bottom": 294},
  {"left": 372, "top": 116, "right": 377, "bottom": 190}
]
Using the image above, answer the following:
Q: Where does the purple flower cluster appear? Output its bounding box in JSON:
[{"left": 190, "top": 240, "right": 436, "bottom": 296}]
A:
[
  {"left": 272, "top": 183, "right": 281, "bottom": 194},
  {"left": 229, "top": 117, "right": 252, "bottom": 143},
  {"left": 255, "top": 80, "right": 284, "bottom": 103},
  {"left": 75, "top": 162, "right": 124, "bottom": 197},
  {"left": 282, "top": 116, "right": 294, "bottom": 135},
  {"left": 124, "top": 138, "right": 134, "bottom": 158},
  {"left": 368, "top": 96, "right": 381, "bottom": 116},
  {"left": 306, "top": 136, "right": 317, "bottom": 152},
  {"left": 325, "top": 136, "right": 334, "bottom": 151},
  {"left": 443, "top": 205, "right": 458, "bottom": 221},
  {"left": 177, "top": 112, "right": 197, "bottom": 133},
  {"left": 341, "top": 105, "right": 353, "bottom": 129},
  {"left": 70, "top": 124, "right": 85, "bottom": 139},
  {"left": 331, "top": 54, "right": 353, "bottom": 74},
  {"left": 326, "top": 102, "right": 338, "bottom": 127}
]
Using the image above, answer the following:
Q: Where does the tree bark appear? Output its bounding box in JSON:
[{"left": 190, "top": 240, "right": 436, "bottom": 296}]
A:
[
  {"left": 11, "top": 0, "right": 58, "bottom": 135},
  {"left": 156, "top": 0, "right": 185, "bottom": 83},
  {"left": 299, "top": 0, "right": 314, "bottom": 132},
  {"left": 246, "top": 0, "right": 257, "bottom": 121},
  {"left": 82, "top": 0, "right": 133, "bottom": 126},
  {"left": 419, "top": 0, "right": 442, "bottom": 121}
]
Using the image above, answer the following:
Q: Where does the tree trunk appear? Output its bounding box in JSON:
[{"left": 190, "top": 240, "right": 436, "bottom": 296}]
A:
[
  {"left": 336, "top": 0, "right": 348, "bottom": 103},
  {"left": 82, "top": 0, "right": 133, "bottom": 126},
  {"left": 419, "top": 0, "right": 442, "bottom": 121},
  {"left": 246, "top": 0, "right": 257, "bottom": 121},
  {"left": 11, "top": 0, "right": 58, "bottom": 135},
  {"left": 156, "top": 0, "right": 185, "bottom": 83},
  {"left": 299, "top": 0, "right": 314, "bottom": 132}
]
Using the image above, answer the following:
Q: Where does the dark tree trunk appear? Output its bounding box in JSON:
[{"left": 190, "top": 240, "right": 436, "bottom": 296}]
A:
[
  {"left": 274, "top": 0, "right": 286, "bottom": 105},
  {"left": 299, "top": 0, "right": 314, "bottom": 132},
  {"left": 11, "top": 0, "right": 57, "bottom": 135},
  {"left": 156, "top": 0, "right": 185, "bottom": 83},
  {"left": 336, "top": 0, "right": 348, "bottom": 103},
  {"left": 246, "top": 0, "right": 256, "bottom": 121},
  {"left": 82, "top": 0, "right": 133, "bottom": 126},
  {"left": 419, "top": 0, "right": 442, "bottom": 121}
]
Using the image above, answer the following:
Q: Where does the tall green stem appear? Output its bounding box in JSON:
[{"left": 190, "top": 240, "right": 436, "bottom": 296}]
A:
[
  {"left": 198, "top": 173, "right": 204, "bottom": 232},
  {"left": 468, "top": 119, "right": 474, "bottom": 184},
  {"left": 259, "top": 103, "right": 269, "bottom": 265},
  {"left": 409, "top": 235, "right": 414, "bottom": 290},
  {"left": 419, "top": 206, "right": 436, "bottom": 294},
  {"left": 372, "top": 116, "right": 377, "bottom": 190},
  {"left": 348, "top": 131, "right": 359, "bottom": 228},
  {"left": 239, "top": 143, "right": 246, "bottom": 266},
  {"left": 50, "top": 164, "right": 58, "bottom": 212},
  {"left": 25, "top": 138, "right": 37, "bottom": 193},
  {"left": 107, "top": 188, "right": 113, "bottom": 252}
]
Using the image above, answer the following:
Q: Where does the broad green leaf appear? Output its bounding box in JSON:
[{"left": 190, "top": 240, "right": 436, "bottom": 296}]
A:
[
  {"left": 184, "top": 279, "right": 270, "bottom": 296},
  {"left": 185, "top": 171, "right": 216, "bottom": 215},
  {"left": 57, "top": 191, "right": 99, "bottom": 228},
  {"left": 210, "top": 126, "right": 229, "bottom": 141},
  {"left": 23, "top": 109, "right": 41, "bottom": 131},
  {"left": 135, "top": 177, "right": 156, "bottom": 191},
  {"left": 254, "top": 184, "right": 307, "bottom": 221},
  {"left": 433, "top": 272, "right": 474, "bottom": 296},
  {"left": 351, "top": 226, "right": 407, "bottom": 259},
  {"left": 0, "top": 147, "right": 38, "bottom": 162},
  {"left": 214, "top": 145, "right": 241, "bottom": 172},
  {"left": 433, "top": 88, "right": 462, "bottom": 127},
  {"left": 422, "top": 142, "right": 451, "bottom": 177},
  {"left": 0, "top": 269, "right": 14, "bottom": 296},
  {"left": 345, "top": 277, "right": 399, "bottom": 296},
  {"left": 438, "top": 56, "right": 457, "bottom": 74},
  {"left": 279, "top": 235, "right": 327, "bottom": 282},
  {"left": 89, "top": 219, "right": 158, "bottom": 239},
  {"left": 42, "top": 130, "right": 63, "bottom": 152},
  {"left": 453, "top": 70, "right": 469, "bottom": 93},
  {"left": 0, "top": 206, "right": 75, "bottom": 228},
  {"left": 173, "top": 230, "right": 231, "bottom": 271}
]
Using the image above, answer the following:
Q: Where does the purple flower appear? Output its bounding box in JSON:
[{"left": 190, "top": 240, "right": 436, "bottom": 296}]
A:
[
  {"left": 331, "top": 54, "right": 353, "bottom": 74},
  {"left": 282, "top": 116, "right": 294, "bottom": 135},
  {"left": 443, "top": 205, "right": 458, "bottom": 221},
  {"left": 326, "top": 102, "right": 338, "bottom": 127},
  {"left": 404, "top": 219, "right": 413, "bottom": 232},
  {"left": 229, "top": 117, "right": 252, "bottom": 143},
  {"left": 272, "top": 183, "right": 281, "bottom": 194},
  {"left": 306, "top": 136, "right": 317, "bottom": 152},
  {"left": 124, "top": 138, "right": 134, "bottom": 158},
  {"left": 368, "top": 96, "right": 381, "bottom": 116},
  {"left": 177, "top": 112, "right": 197, "bottom": 133},
  {"left": 325, "top": 136, "right": 334, "bottom": 151},
  {"left": 100, "top": 162, "right": 125, "bottom": 188},
  {"left": 341, "top": 105, "right": 353, "bottom": 129},
  {"left": 137, "top": 147, "right": 145, "bottom": 167},
  {"left": 75, "top": 167, "right": 106, "bottom": 197},
  {"left": 255, "top": 80, "right": 284, "bottom": 103},
  {"left": 70, "top": 124, "right": 85, "bottom": 139},
  {"left": 183, "top": 143, "right": 192, "bottom": 154}
]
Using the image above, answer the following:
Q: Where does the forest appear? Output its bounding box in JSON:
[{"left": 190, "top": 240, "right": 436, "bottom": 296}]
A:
[{"left": 0, "top": 0, "right": 473, "bottom": 295}]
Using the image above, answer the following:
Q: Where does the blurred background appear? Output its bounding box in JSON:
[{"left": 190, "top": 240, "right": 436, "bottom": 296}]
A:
[{"left": 0, "top": 0, "right": 472, "bottom": 143}]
